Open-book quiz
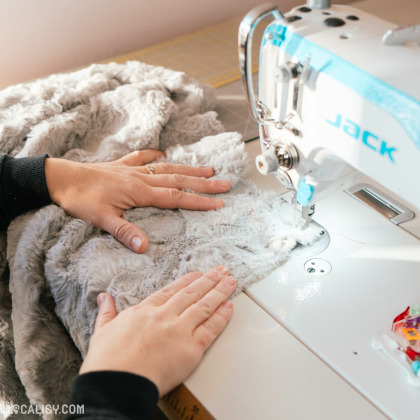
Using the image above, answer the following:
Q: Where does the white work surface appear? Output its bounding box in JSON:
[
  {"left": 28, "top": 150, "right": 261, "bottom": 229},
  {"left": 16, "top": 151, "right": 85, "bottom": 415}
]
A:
[
  {"left": 184, "top": 1, "right": 420, "bottom": 419},
  {"left": 185, "top": 140, "right": 419, "bottom": 420},
  {"left": 187, "top": 293, "right": 385, "bottom": 420}
]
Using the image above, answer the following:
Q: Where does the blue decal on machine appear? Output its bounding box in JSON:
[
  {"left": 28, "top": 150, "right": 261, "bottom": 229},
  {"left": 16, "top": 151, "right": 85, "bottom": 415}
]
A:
[
  {"left": 261, "top": 23, "right": 420, "bottom": 151},
  {"left": 326, "top": 113, "right": 397, "bottom": 163}
]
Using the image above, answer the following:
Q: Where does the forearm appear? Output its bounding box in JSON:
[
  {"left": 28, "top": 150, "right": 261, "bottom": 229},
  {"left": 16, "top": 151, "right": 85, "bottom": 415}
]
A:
[
  {"left": 66, "top": 371, "right": 159, "bottom": 420},
  {"left": 0, "top": 154, "right": 51, "bottom": 229}
]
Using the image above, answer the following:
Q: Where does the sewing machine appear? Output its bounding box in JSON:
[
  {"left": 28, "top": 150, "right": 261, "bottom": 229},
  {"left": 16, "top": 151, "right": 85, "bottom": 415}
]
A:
[
  {"left": 239, "top": 0, "right": 420, "bottom": 231},
  {"left": 174, "top": 1, "right": 420, "bottom": 419}
]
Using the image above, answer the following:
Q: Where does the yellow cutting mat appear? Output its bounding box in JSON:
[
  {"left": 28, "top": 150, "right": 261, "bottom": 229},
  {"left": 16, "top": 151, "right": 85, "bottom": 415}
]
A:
[{"left": 103, "top": 16, "right": 264, "bottom": 88}]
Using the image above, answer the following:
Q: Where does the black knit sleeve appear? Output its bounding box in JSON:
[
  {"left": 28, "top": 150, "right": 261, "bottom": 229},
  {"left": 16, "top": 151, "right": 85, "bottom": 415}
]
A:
[
  {"left": 66, "top": 371, "right": 159, "bottom": 420},
  {"left": 0, "top": 154, "right": 52, "bottom": 230}
]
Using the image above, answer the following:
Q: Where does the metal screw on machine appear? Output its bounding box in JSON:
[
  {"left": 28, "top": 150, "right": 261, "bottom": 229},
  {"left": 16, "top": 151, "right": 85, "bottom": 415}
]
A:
[
  {"left": 275, "top": 61, "right": 300, "bottom": 83},
  {"left": 306, "top": 0, "right": 331, "bottom": 9},
  {"left": 304, "top": 258, "right": 332, "bottom": 275}
]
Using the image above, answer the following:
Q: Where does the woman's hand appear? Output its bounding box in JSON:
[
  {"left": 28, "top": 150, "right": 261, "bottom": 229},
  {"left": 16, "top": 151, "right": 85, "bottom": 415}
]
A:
[
  {"left": 45, "top": 150, "right": 230, "bottom": 253},
  {"left": 80, "top": 266, "right": 236, "bottom": 396}
]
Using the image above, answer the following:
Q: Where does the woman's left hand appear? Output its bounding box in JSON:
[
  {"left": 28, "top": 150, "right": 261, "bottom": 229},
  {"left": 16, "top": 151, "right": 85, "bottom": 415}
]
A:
[
  {"left": 45, "top": 150, "right": 230, "bottom": 253},
  {"left": 80, "top": 265, "right": 236, "bottom": 396}
]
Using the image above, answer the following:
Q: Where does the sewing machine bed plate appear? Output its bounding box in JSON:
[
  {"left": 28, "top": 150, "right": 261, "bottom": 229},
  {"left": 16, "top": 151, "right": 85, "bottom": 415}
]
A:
[
  {"left": 247, "top": 158, "right": 420, "bottom": 418},
  {"left": 185, "top": 139, "right": 420, "bottom": 420}
]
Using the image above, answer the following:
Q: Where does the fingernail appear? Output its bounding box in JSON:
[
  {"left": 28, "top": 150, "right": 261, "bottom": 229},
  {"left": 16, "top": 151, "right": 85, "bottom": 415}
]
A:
[
  {"left": 97, "top": 293, "right": 106, "bottom": 307},
  {"left": 215, "top": 199, "right": 224, "bottom": 208},
  {"left": 219, "top": 180, "right": 230, "bottom": 189},
  {"left": 215, "top": 265, "right": 229, "bottom": 275},
  {"left": 131, "top": 236, "right": 143, "bottom": 252},
  {"left": 201, "top": 166, "right": 214, "bottom": 175},
  {"left": 224, "top": 276, "right": 236, "bottom": 287},
  {"left": 222, "top": 301, "right": 233, "bottom": 311}
]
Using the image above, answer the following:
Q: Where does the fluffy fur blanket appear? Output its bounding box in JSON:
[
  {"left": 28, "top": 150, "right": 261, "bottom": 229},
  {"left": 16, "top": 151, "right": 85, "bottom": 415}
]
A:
[{"left": 0, "top": 61, "right": 320, "bottom": 419}]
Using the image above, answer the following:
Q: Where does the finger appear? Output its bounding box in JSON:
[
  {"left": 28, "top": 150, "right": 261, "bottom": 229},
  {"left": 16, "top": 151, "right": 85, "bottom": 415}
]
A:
[
  {"left": 145, "top": 187, "right": 224, "bottom": 210},
  {"left": 139, "top": 162, "right": 215, "bottom": 178},
  {"left": 165, "top": 265, "right": 229, "bottom": 315},
  {"left": 181, "top": 276, "right": 236, "bottom": 329},
  {"left": 94, "top": 293, "right": 118, "bottom": 331},
  {"left": 141, "top": 174, "right": 230, "bottom": 194},
  {"left": 142, "top": 272, "right": 203, "bottom": 307},
  {"left": 193, "top": 300, "right": 234, "bottom": 352},
  {"left": 117, "top": 150, "right": 165, "bottom": 166},
  {"left": 99, "top": 214, "right": 148, "bottom": 253}
]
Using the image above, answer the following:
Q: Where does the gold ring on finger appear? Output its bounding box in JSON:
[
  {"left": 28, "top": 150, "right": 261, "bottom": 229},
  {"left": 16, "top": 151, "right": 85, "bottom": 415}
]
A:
[{"left": 146, "top": 164, "right": 156, "bottom": 175}]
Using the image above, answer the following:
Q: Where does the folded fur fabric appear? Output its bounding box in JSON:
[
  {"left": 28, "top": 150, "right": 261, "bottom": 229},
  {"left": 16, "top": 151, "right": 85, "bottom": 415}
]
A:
[{"left": 0, "top": 61, "right": 321, "bottom": 419}]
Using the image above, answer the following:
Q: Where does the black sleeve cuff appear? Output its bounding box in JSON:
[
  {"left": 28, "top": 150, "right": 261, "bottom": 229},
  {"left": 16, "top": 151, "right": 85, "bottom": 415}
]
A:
[
  {"left": 0, "top": 154, "right": 52, "bottom": 229},
  {"left": 66, "top": 371, "right": 159, "bottom": 420}
]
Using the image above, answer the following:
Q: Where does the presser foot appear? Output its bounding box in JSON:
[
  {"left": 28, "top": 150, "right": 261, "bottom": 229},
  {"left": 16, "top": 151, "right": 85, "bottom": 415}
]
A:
[{"left": 294, "top": 203, "right": 315, "bottom": 230}]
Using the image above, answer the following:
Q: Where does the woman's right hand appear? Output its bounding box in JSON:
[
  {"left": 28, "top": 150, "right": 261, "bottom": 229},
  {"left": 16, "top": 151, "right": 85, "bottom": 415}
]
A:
[{"left": 80, "top": 265, "right": 236, "bottom": 396}]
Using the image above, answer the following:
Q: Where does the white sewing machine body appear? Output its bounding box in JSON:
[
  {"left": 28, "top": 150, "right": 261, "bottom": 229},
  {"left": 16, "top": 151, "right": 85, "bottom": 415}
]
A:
[
  {"left": 240, "top": 1, "right": 420, "bottom": 228},
  {"left": 181, "top": 2, "right": 420, "bottom": 420}
]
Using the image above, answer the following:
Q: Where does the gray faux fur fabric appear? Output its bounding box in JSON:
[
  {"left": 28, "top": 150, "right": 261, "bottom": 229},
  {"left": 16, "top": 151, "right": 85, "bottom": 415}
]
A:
[{"left": 0, "top": 61, "right": 321, "bottom": 419}]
